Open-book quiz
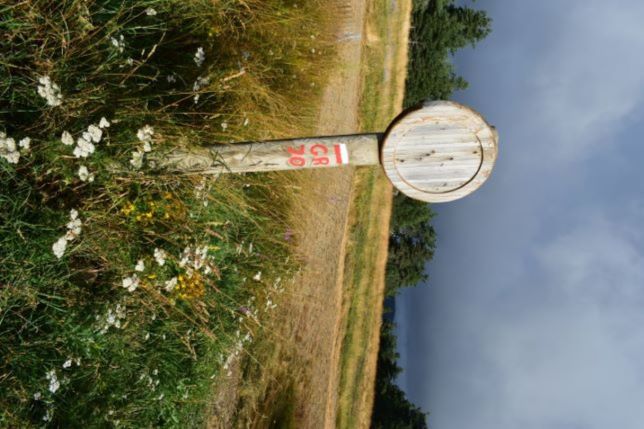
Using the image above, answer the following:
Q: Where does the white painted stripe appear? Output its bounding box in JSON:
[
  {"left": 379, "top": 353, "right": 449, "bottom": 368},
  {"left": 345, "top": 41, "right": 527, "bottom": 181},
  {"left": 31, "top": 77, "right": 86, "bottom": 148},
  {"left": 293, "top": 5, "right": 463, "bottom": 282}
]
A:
[{"left": 339, "top": 143, "right": 349, "bottom": 164}]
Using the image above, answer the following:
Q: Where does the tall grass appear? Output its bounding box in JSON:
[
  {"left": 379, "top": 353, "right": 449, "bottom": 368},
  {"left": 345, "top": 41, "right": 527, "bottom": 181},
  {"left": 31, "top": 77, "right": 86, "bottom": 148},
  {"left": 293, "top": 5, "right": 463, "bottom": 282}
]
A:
[{"left": 0, "top": 0, "right": 334, "bottom": 426}]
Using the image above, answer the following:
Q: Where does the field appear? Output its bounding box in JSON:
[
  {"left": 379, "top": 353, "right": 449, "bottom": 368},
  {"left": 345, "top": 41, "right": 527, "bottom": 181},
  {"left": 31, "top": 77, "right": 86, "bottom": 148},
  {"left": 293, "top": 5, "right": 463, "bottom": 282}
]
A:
[{"left": 0, "top": 0, "right": 411, "bottom": 427}]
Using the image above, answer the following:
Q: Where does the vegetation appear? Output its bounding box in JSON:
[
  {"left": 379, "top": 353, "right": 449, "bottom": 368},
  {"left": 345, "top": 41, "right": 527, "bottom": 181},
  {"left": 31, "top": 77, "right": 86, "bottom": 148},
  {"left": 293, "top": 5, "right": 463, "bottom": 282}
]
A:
[
  {"left": 359, "top": 0, "right": 411, "bottom": 132},
  {"left": 372, "top": 320, "right": 428, "bottom": 429},
  {"left": 336, "top": 167, "right": 393, "bottom": 429},
  {"left": 372, "top": 1, "right": 492, "bottom": 427},
  {"left": 385, "top": 192, "right": 437, "bottom": 296},
  {"left": 0, "top": 0, "right": 334, "bottom": 427},
  {"left": 405, "top": 0, "right": 491, "bottom": 107}
]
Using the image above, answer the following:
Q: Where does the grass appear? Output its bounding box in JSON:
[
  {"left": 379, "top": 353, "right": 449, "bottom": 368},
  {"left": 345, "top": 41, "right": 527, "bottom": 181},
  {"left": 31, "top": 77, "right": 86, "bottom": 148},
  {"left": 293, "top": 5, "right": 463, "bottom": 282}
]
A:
[
  {"left": 334, "top": 0, "right": 411, "bottom": 427},
  {"left": 0, "top": 0, "right": 336, "bottom": 427},
  {"left": 360, "top": 0, "right": 412, "bottom": 132},
  {"left": 335, "top": 167, "right": 393, "bottom": 429}
]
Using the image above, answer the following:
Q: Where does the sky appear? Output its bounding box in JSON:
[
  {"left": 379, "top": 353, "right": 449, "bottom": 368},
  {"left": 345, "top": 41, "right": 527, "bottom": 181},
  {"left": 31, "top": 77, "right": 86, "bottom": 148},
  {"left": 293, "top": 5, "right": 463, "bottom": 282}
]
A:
[{"left": 395, "top": 1, "right": 644, "bottom": 428}]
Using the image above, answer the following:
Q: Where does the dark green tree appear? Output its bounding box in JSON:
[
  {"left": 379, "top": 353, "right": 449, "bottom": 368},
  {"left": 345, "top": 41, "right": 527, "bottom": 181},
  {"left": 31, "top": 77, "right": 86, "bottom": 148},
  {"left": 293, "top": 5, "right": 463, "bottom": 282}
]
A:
[
  {"left": 385, "top": 193, "right": 437, "bottom": 297},
  {"left": 371, "top": 321, "right": 428, "bottom": 429},
  {"left": 404, "top": 0, "right": 491, "bottom": 106}
]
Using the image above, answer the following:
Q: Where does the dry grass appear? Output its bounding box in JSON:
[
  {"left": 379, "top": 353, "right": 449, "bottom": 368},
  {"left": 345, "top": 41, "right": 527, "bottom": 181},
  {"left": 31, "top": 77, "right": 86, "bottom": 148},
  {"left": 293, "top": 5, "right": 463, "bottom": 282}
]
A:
[{"left": 333, "top": 0, "right": 412, "bottom": 427}]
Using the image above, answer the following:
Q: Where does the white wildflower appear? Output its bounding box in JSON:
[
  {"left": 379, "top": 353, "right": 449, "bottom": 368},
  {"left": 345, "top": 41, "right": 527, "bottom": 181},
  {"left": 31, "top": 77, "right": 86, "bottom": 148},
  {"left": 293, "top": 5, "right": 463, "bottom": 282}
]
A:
[
  {"left": 192, "top": 76, "right": 210, "bottom": 103},
  {"left": 194, "top": 47, "right": 205, "bottom": 67},
  {"left": 145, "top": 7, "right": 158, "bottom": 16},
  {"left": 221, "top": 122, "right": 228, "bottom": 131},
  {"left": 115, "top": 304, "right": 126, "bottom": 320},
  {"left": 164, "top": 277, "right": 177, "bottom": 292},
  {"left": 179, "top": 247, "right": 190, "bottom": 267},
  {"left": 195, "top": 246, "right": 208, "bottom": 269},
  {"left": 73, "top": 136, "right": 95, "bottom": 158},
  {"left": 46, "top": 369, "right": 60, "bottom": 393},
  {"left": 253, "top": 271, "right": 262, "bottom": 281},
  {"left": 136, "top": 125, "right": 154, "bottom": 142},
  {"left": 99, "top": 117, "right": 110, "bottom": 128},
  {"left": 144, "top": 332, "right": 150, "bottom": 341},
  {"left": 77, "top": 165, "right": 94, "bottom": 182},
  {"left": 111, "top": 35, "right": 125, "bottom": 53},
  {"left": 62, "top": 359, "right": 72, "bottom": 369},
  {"left": 61, "top": 131, "right": 74, "bottom": 146},
  {"left": 3, "top": 150, "right": 20, "bottom": 164},
  {"left": 0, "top": 134, "right": 21, "bottom": 164},
  {"left": 126, "top": 57, "right": 134, "bottom": 66},
  {"left": 122, "top": 274, "right": 139, "bottom": 292},
  {"left": 106, "top": 310, "right": 116, "bottom": 326},
  {"left": 18, "top": 137, "right": 31, "bottom": 151},
  {"left": 130, "top": 150, "right": 144, "bottom": 170},
  {"left": 134, "top": 259, "right": 145, "bottom": 272},
  {"left": 87, "top": 124, "right": 102, "bottom": 143},
  {"left": 154, "top": 248, "right": 166, "bottom": 266},
  {"left": 43, "top": 409, "right": 53, "bottom": 422},
  {"left": 100, "top": 304, "right": 126, "bottom": 334},
  {"left": 70, "top": 209, "right": 78, "bottom": 220},
  {"left": 34, "top": 392, "right": 42, "bottom": 400},
  {"left": 142, "top": 141, "right": 152, "bottom": 153},
  {"left": 52, "top": 237, "right": 68, "bottom": 259},
  {"left": 66, "top": 217, "right": 82, "bottom": 240},
  {"left": 37, "top": 75, "right": 63, "bottom": 107},
  {"left": 193, "top": 76, "right": 210, "bottom": 91},
  {"left": 3, "top": 137, "right": 15, "bottom": 152}
]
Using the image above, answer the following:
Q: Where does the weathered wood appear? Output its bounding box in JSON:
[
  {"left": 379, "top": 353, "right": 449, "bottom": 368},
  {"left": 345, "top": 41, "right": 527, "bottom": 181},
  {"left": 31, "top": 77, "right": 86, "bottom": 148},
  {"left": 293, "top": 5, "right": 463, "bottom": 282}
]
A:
[
  {"left": 154, "top": 134, "right": 380, "bottom": 174},
  {"left": 154, "top": 100, "right": 498, "bottom": 203},
  {"left": 380, "top": 100, "right": 498, "bottom": 203}
]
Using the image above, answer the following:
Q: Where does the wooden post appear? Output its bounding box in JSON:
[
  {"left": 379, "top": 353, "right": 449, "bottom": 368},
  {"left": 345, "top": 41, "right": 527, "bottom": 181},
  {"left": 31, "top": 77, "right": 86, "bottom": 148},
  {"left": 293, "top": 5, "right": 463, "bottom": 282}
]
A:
[
  {"left": 154, "top": 134, "right": 381, "bottom": 174},
  {"left": 154, "top": 100, "right": 499, "bottom": 203}
]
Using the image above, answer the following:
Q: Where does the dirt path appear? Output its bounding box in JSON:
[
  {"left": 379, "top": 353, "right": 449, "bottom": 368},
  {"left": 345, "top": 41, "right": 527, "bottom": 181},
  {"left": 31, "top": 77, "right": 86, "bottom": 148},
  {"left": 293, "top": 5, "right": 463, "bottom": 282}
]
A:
[{"left": 287, "top": 0, "right": 368, "bottom": 427}]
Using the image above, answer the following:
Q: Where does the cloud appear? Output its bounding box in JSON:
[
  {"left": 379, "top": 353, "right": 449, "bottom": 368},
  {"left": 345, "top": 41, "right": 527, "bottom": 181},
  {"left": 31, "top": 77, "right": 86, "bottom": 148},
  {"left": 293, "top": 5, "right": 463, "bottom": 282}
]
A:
[
  {"left": 418, "top": 213, "right": 644, "bottom": 429},
  {"left": 530, "top": 2, "right": 644, "bottom": 160}
]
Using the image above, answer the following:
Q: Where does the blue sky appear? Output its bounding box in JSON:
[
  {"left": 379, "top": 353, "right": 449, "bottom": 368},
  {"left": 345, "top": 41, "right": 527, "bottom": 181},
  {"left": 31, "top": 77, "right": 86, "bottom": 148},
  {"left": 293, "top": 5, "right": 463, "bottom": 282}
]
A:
[{"left": 395, "top": 1, "right": 644, "bottom": 428}]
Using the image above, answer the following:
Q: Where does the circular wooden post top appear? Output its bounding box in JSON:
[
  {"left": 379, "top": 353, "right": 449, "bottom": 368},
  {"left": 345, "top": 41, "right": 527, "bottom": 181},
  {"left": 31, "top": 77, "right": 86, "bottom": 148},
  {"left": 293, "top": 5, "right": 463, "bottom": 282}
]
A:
[{"left": 381, "top": 100, "right": 498, "bottom": 203}]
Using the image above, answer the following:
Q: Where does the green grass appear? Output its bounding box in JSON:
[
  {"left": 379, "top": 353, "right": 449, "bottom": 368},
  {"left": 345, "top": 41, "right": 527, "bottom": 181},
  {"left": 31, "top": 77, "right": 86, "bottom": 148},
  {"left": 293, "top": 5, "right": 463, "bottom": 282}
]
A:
[
  {"left": 335, "top": 0, "right": 410, "bottom": 425},
  {"left": 0, "top": 0, "right": 334, "bottom": 426},
  {"left": 335, "top": 167, "right": 392, "bottom": 429}
]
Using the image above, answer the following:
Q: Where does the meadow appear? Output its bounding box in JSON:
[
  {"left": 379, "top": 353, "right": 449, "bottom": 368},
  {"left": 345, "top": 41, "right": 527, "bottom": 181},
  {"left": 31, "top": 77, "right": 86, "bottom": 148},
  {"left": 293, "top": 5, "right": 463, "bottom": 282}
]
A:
[{"left": 0, "top": 1, "right": 335, "bottom": 426}]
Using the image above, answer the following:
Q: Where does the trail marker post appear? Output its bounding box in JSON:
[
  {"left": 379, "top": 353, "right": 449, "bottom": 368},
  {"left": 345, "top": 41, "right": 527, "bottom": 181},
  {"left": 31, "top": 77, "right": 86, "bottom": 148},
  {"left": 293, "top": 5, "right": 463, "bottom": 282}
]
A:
[{"left": 157, "top": 100, "right": 498, "bottom": 203}]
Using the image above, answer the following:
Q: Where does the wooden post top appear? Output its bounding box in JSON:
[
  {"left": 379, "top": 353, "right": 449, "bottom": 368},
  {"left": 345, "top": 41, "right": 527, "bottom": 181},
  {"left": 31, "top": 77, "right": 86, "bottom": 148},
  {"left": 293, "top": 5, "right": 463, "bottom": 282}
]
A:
[{"left": 380, "top": 100, "right": 498, "bottom": 203}]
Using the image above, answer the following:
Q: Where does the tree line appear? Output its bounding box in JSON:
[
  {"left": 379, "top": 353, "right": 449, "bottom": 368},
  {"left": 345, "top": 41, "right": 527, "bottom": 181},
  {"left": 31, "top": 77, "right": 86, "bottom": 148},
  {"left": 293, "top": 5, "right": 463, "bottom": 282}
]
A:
[{"left": 372, "top": 1, "right": 491, "bottom": 428}]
